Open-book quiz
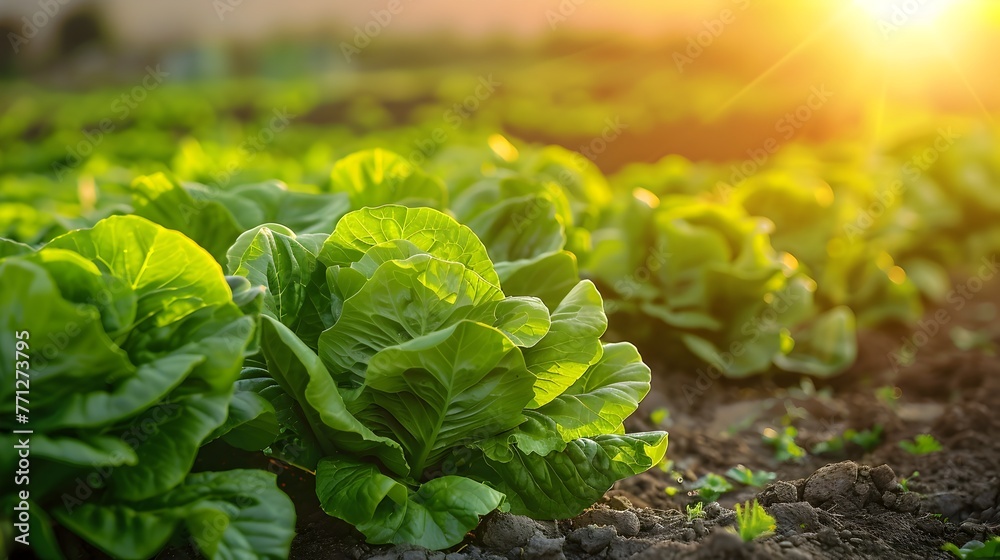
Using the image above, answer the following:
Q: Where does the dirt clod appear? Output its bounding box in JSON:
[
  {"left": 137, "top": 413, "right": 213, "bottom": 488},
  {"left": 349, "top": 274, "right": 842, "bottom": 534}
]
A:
[
  {"left": 770, "top": 502, "right": 820, "bottom": 535},
  {"left": 896, "top": 492, "right": 920, "bottom": 513},
  {"left": 567, "top": 526, "right": 616, "bottom": 554},
  {"left": 760, "top": 481, "right": 799, "bottom": 505},
  {"left": 573, "top": 507, "right": 641, "bottom": 537},
  {"left": 605, "top": 495, "right": 633, "bottom": 511},
  {"left": 703, "top": 501, "right": 723, "bottom": 518},
  {"left": 870, "top": 464, "right": 898, "bottom": 493},
  {"left": 922, "top": 492, "right": 965, "bottom": 518},
  {"left": 882, "top": 491, "right": 897, "bottom": 508},
  {"left": 478, "top": 513, "right": 540, "bottom": 551},
  {"left": 691, "top": 518, "right": 706, "bottom": 537},
  {"left": 803, "top": 461, "right": 859, "bottom": 506},
  {"left": 523, "top": 536, "right": 565, "bottom": 560}
]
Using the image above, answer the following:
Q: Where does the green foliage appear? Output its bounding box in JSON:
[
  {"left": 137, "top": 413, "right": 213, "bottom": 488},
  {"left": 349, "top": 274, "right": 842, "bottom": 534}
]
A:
[
  {"left": 725, "top": 465, "right": 777, "bottom": 488},
  {"left": 900, "top": 471, "right": 919, "bottom": 492},
  {"left": 650, "top": 407, "right": 670, "bottom": 425},
  {"left": 762, "top": 426, "right": 806, "bottom": 462},
  {"left": 685, "top": 502, "right": 705, "bottom": 520},
  {"left": 0, "top": 216, "right": 294, "bottom": 559},
  {"left": 812, "top": 425, "right": 884, "bottom": 455},
  {"left": 900, "top": 434, "right": 943, "bottom": 455},
  {"left": 875, "top": 386, "right": 901, "bottom": 409},
  {"left": 692, "top": 472, "right": 734, "bottom": 502},
  {"left": 943, "top": 537, "right": 1000, "bottom": 559},
  {"left": 230, "top": 205, "right": 666, "bottom": 549},
  {"left": 588, "top": 195, "right": 856, "bottom": 378},
  {"left": 732, "top": 500, "right": 776, "bottom": 542}
]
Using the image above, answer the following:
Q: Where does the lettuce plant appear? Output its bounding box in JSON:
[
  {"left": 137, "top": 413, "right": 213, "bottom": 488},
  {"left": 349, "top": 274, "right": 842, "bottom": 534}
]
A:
[
  {"left": 734, "top": 171, "right": 923, "bottom": 327},
  {"left": 132, "top": 173, "right": 351, "bottom": 265},
  {"left": 0, "top": 215, "right": 294, "bottom": 560},
  {"left": 590, "top": 194, "right": 856, "bottom": 377},
  {"left": 228, "top": 205, "right": 667, "bottom": 549}
]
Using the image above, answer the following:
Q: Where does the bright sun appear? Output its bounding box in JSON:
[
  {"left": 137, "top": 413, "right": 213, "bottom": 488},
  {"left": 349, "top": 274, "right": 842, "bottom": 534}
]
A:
[{"left": 855, "top": 0, "right": 957, "bottom": 25}]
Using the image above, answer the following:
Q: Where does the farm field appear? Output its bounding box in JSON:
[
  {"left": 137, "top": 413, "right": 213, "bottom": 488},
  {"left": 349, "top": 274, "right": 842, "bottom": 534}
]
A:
[{"left": 2, "top": 2, "right": 1000, "bottom": 559}]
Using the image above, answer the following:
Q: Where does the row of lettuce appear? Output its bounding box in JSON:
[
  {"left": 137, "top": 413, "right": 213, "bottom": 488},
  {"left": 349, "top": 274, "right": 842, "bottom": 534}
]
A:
[
  {"left": 3, "top": 125, "right": 998, "bottom": 557},
  {"left": 1, "top": 199, "right": 667, "bottom": 558},
  {"left": 8, "top": 123, "right": 999, "bottom": 378}
]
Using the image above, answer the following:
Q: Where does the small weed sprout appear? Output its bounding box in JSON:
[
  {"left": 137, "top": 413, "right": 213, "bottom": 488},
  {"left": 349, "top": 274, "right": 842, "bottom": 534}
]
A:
[
  {"left": 732, "top": 500, "right": 776, "bottom": 542},
  {"left": 650, "top": 407, "right": 670, "bottom": 425},
  {"left": 692, "top": 472, "right": 734, "bottom": 502},
  {"left": 900, "top": 434, "right": 943, "bottom": 455},
  {"left": 875, "top": 385, "right": 901, "bottom": 410},
  {"left": 686, "top": 502, "right": 705, "bottom": 521},
  {"left": 900, "top": 471, "right": 919, "bottom": 492},
  {"left": 762, "top": 426, "right": 806, "bottom": 462},
  {"left": 725, "top": 465, "right": 777, "bottom": 488},
  {"left": 812, "top": 425, "right": 883, "bottom": 455}
]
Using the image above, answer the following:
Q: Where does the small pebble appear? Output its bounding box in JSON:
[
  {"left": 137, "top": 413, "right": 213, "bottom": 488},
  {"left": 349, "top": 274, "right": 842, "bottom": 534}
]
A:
[
  {"left": 850, "top": 538, "right": 863, "bottom": 546},
  {"left": 780, "top": 541, "right": 794, "bottom": 548},
  {"left": 839, "top": 530, "right": 852, "bottom": 540}
]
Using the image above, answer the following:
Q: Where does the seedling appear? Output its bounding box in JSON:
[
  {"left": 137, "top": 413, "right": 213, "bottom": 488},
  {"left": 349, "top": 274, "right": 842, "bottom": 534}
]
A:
[
  {"left": 762, "top": 426, "right": 806, "bottom": 462},
  {"left": 942, "top": 537, "right": 1000, "bottom": 559},
  {"left": 875, "top": 386, "right": 901, "bottom": 410},
  {"left": 650, "top": 407, "right": 670, "bottom": 425},
  {"left": 900, "top": 471, "right": 919, "bottom": 492},
  {"left": 900, "top": 434, "right": 943, "bottom": 455},
  {"left": 725, "top": 465, "right": 777, "bottom": 488},
  {"left": 686, "top": 502, "right": 706, "bottom": 521},
  {"left": 691, "top": 472, "right": 734, "bottom": 502},
  {"left": 812, "top": 425, "right": 883, "bottom": 455},
  {"left": 850, "top": 425, "right": 885, "bottom": 451},
  {"left": 731, "top": 500, "right": 776, "bottom": 542},
  {"left": 949, "top": 326, "right": 995, "bottom": 353}
]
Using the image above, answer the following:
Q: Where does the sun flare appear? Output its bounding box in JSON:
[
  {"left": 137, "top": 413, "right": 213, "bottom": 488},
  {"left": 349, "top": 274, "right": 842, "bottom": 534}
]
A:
[{"left": 855, "top": 0, "right": 957, "bottom": 24}]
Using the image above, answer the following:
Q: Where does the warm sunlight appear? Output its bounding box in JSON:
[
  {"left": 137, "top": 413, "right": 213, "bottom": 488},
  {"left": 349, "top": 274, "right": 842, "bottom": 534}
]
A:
[{"left": 855, "top": 0, "right": 958, "bottom": 25}]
